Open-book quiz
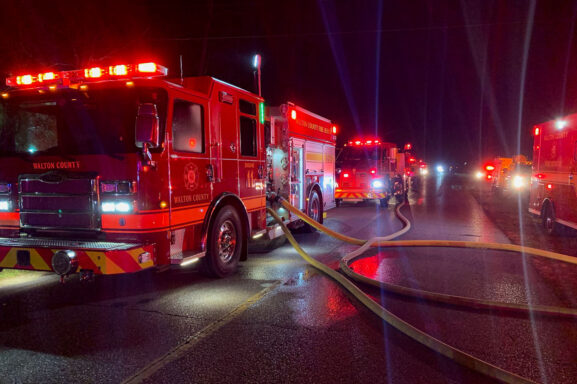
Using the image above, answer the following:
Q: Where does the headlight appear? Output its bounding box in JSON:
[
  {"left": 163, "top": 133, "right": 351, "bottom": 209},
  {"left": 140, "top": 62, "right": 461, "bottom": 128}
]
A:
[
  {"left": 101, "top": 200, "right": 134, "bottom": 213},
  {"left": 0, "top": 199, "right": 11, "bottom": 211},
  {"left": 512, "top": 175, "right": 526, "bottom": 189},
  {"left": 372, "top": 180, "right": 384, "bottom": 188}
]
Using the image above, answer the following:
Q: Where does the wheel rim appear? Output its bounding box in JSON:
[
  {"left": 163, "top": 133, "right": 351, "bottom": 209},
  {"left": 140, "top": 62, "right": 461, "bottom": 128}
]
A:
[
  {"left": 309, "top": 195, "right": 320, "bottom": 221},
  {"left": 217, "top": 219, "right": 237, "bottom": 264}
]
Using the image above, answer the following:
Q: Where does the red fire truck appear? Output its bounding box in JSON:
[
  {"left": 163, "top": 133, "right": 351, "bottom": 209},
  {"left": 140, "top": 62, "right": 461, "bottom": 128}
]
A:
[
  {"left": 0, "top": 62, "right": 335, "bottom": 280},
  {"left": 264, "top": 103, "right": 336, "bottom": 239},
  {"left": 335, "top": 139, "right": 405, "bottom": 207},
  {"left": 529, "top": 115, "right": 577, "bottom": 234}
]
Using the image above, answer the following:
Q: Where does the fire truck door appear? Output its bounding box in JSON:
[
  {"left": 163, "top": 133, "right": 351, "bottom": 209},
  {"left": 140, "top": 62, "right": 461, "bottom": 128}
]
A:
[
  {"left": 323, "top": 144, "right": 336, "bottom": 208},
  {"left": 290, "top": 139, "right": 305, "bottom": 210},
  {"left": 210, "top": 91, "right": 238, "bottom": 194},
  {"left": 168, "top": 97, "right": 211, "bottom": 253},
  {"left": 237, "top": 100, "right": 265, "bottom": 204}
]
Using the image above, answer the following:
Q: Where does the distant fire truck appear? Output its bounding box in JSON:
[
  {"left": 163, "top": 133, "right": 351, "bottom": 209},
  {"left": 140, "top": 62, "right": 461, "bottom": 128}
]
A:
[
  {"left": 529, "top": 115, "right": 577, "bottom": 234},
  {"left": 0, "top": 62, "right": 336, "bottom": 280},
  {"left": 335, "top": 139, "right": 405, "bottom": 207}
]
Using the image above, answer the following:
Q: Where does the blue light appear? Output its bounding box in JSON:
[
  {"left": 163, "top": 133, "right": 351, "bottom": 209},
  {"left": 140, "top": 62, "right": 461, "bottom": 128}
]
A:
[{"left": 28, "top": 146, "right": 37, "bottom": 154}]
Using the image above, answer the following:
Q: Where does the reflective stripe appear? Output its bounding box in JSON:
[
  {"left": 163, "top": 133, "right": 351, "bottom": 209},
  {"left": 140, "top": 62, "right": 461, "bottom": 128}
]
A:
[
  {"left": 0, "top": 244, "right": 155, "bottom": 275},
  {"left": 102, "top": 211, "right": 170, "bottom": 231}
]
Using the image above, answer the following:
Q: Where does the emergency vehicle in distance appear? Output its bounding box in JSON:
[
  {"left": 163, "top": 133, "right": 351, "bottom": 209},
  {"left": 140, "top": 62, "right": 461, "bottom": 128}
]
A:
[
  {"left": 529, "top": 115, "right": 577, "bottom": 235},
  {"left": 0, "top": 62, "right": 336, "bottom": 280},
  {"left": 335, "top": 139, "right": 405, "bottom": 207},
  {"left": 477, "top": 155, "right": 531, "bottom": 194}
]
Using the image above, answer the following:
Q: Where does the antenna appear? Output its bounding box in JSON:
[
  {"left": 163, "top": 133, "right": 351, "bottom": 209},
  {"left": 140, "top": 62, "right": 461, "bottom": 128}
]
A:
[
  {"left": 253, "top": 54, "right": 261, "bottom": 96},
  {"left": 179, "top": 55, "right": 184, "bottom": 85}
]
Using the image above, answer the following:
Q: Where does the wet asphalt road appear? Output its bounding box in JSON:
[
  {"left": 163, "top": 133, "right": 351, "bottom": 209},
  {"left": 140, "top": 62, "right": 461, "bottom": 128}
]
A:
[{"left": 1, "top": 174, "right": 576, "bottom": 383}]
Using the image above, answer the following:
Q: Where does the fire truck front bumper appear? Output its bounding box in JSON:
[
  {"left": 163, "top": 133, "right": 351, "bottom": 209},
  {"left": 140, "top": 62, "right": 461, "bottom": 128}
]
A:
[
  {"left": 0, "top": 238, "right": 155, "bottom": 276},
  {"left": 335, "top": 189, "right": 388, "bottom": 201}
]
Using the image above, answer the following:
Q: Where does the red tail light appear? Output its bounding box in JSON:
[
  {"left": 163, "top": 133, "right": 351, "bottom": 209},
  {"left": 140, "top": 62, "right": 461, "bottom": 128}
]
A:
[
  {"left": 343, "top": 173, "right": 350, "bottom": 178},
  {"left": 370, "top": 168, "right": 376, "bottom": 174}
]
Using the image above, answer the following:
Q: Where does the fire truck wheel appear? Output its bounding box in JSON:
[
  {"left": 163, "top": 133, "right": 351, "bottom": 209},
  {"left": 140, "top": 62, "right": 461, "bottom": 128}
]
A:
[
  {"left": 203, "top": 206, "right": 243, "bottom": 277},
  {"left": 542, "top": 204, "right": 561, "bottom": 236},
  {"left": 303, "top": 190, "right": 322, "bottom": 232},
  {"left": 335, "top": 199, "right": 342, "bottom": 207},
  {"left": 380, "top": 197, "right": 389, "bottom": 207}
]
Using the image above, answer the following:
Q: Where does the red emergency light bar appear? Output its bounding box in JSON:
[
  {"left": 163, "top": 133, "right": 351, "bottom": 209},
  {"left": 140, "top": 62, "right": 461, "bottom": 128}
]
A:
[
  {"left": 6, "top": 62, "right": 168, "bottom": 88},
  {"left": 347, "top": 139, "right": 381, "bottom": 146}
]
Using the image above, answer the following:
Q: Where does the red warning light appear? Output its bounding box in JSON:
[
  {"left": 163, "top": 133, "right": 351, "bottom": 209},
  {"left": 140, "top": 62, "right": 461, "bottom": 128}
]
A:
[
  {"left": 485, "top": 164, "right": 495, "bottom": 171},
  {"left": 291, "top": 110, "right": 297, "bottom": 120},
  {"left": 85, "top": 67, "right": 103, "bottom": 78},
  {"left": 404, "top": 143, "right": 412, "bottom": 151},
  {"left": 547, "top": 184, "right": 553, "bottom": 189},
  {"left": 109, "top": 65, "right": 128, "bottom": 76},
  {"left": 189, "top": 138, "right": 197, "bottom": 148},
  {"left": 534, "top": 127, "right": 540, "bottom": 136},
  {"left": 137, "top": 62, "right": 157, "bottom": 73},
  {"left": 343, "top": 173, "right": 350, "bottom": 178},
  {"left": 370, "top": 168, "right": 376, "bottom": 174},
  {"left": 332, "top": 125, "right": 337, "bottom": 134}
]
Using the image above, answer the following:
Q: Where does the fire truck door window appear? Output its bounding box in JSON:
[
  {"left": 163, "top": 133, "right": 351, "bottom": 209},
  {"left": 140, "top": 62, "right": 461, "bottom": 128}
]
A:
[
  {"left": 239, "top": 99, "right": 257, "bottom": 116},
  {"left": 172, "top": 99, "right": 204, "bottom": 153},
  {"left": 240, "top": 116, "right": 257, "bottom": 156}
]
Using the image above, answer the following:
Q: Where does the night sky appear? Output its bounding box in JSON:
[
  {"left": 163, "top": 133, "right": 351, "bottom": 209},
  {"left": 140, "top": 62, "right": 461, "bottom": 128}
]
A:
[{"left": 2, "top": 0, "right": 577, "bottom": 166}]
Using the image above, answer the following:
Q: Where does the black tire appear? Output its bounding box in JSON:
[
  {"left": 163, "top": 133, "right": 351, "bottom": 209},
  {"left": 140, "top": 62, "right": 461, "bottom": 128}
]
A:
[
  {"left": 335, "top": 199, "right": 342, "bottom": 208},
  {"left": 303, "top": 189, "right": 322, "bottom": 232},
  {"left": 542, "top": 204, "right": 561, "bottom": 236},
  {"left": 203, "top": 206, "right": 243, "bottom": 277},
  {"left": 380, "top": 197, "right": 389, "bottom": 208}
]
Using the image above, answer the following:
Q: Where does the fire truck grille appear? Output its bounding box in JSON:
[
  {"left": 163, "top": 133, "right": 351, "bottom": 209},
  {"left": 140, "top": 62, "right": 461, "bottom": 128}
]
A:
[{"left": 19, "top": 173, "right": 99, "bottom": 231}]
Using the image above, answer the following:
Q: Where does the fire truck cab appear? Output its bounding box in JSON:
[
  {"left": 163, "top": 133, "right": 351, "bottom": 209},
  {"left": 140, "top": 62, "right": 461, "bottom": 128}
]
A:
[
  {"left": 529, "top": 115, "right": 577, "bottom": 234},
  {"left": 0, "top": 63, "right": 268, "bottom": 279},
  {"left": 335, "top": 139, "right": 403, "bottom": 207}
]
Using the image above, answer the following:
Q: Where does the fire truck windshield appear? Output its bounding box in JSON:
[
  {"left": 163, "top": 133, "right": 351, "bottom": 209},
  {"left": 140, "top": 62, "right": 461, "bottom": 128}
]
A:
[
  {"left": 0, "top": 87, "right": 166, "bottom": 157},
  {"left": 337, "top": 146, "right": 381, "bottom": 162}
]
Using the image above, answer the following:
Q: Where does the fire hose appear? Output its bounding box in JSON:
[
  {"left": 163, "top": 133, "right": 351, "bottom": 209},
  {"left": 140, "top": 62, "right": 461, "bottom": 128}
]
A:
[{"left": 267, "top": 198, "right": 577, "bottom": 383}]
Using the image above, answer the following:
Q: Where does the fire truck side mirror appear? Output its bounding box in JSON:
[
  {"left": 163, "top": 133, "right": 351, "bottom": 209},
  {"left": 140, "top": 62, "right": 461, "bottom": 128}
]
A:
[{"left": 135, "top": 103, "right": 160, "bottom": 149}]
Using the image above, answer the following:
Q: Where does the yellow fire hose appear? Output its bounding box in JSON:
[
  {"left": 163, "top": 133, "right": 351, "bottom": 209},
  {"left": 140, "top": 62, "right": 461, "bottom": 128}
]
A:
[{"left": 267, "top": 197, "right": 577, "bottom": 383}]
